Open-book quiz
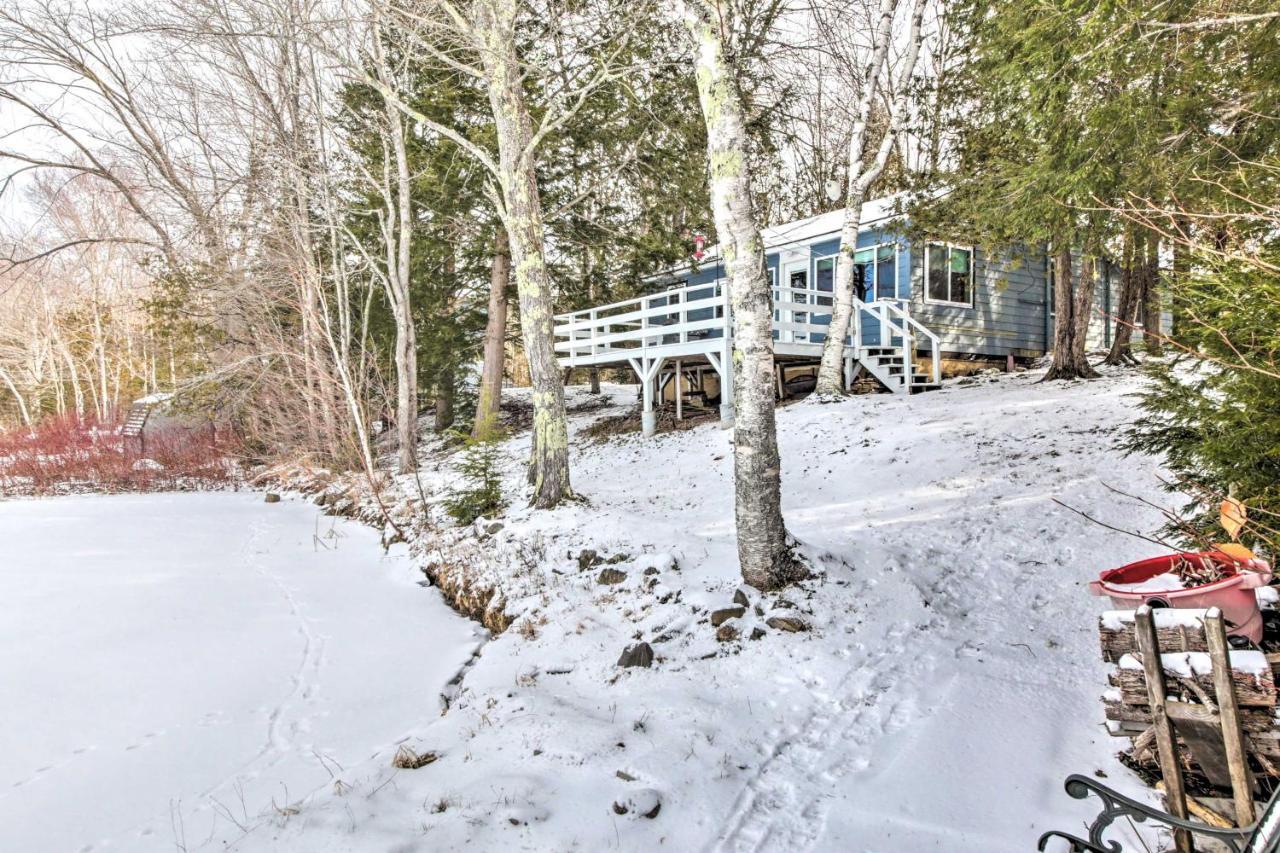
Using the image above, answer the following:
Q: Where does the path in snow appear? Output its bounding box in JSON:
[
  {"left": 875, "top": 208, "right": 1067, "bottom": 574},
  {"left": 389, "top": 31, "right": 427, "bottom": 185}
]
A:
[
  {"left": 706, "top": 375, "right": 1162, "bottom": 851},
  {"left": 0, "top": 492, "right": 482, "bottom": 853}
]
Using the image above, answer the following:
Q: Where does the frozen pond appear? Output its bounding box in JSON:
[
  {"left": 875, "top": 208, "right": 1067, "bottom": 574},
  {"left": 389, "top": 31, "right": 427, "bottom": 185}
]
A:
[{"left": 0, "top": 492, "right": 481, "bottom": 852}]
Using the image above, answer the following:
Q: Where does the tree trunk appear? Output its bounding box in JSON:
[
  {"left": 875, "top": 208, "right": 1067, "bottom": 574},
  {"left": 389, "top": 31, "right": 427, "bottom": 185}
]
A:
[
  {"left": 1142, "top": 233, "right": 1163, "bottom": 355},
  {"left": 683, "top": 0, "right": 803, "bottom": 590},
  {"left": 1169, "top": 216, "right": 1190, "bottom": 339},
  {"left": 1104, "top": 227, "right": 1142, "bottom": 366},
  {"left": 1071, "top": 252, "right": 1100, "bottom": 367},
  {"left": 815, "top": 0, "right": 924, "bottom": 396},
  {"left": 0, "top": 366, "right": 32, "bottom": 427},
  {"left": 1042, "top": 243, "right": 1098, "bottom": 380},
  {"left": 476, "top": 0, "right": 571, "bottom": 507},
  {"left": 589, "top": 367, "right": 601, "bottom": 395},
  {"left": 388, "top": 100, "right": 418, "bottom": 472},
  {"left": 434, "top": 366, "right": 455, "bottom": 432},
  {"left": 473, "top": 227, "right": 510, "bottom": 440}
]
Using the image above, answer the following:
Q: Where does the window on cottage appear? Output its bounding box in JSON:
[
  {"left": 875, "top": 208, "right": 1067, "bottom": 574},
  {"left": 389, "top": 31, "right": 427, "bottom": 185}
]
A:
[
  {"left": 816, "top": 257, "right": 834, "bottom": 292},
  {"left": 926, "top": 244, "right": 973, "bottom": 306}
]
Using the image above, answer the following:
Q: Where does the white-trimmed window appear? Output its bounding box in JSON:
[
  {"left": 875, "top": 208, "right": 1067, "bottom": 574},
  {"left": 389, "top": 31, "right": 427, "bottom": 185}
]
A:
[
  {"left": 925, "top": 244, "right": 974, "bottom": 307},
  {"left": 813, "top": 245, "right": 899, "bottom": 303}
]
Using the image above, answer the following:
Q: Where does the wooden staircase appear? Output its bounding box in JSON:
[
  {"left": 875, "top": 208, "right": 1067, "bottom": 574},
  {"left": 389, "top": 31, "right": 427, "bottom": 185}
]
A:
[
  {"left": 847, "top": 298, "right": 944, "bottom": 396},
  {"left": 855, "top": 346, "right": 942, "bottom": 395}
]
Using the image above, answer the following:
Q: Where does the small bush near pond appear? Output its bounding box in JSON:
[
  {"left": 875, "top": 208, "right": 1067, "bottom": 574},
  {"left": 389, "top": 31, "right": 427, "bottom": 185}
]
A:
[{"left": 444, "top": 434, "right": 505, "bottom": 525}]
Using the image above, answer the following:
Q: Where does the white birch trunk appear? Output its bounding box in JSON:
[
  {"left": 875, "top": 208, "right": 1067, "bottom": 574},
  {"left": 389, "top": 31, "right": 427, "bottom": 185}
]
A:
[
  {"left": 0, "top": 366, "right": 32, "bottom": 427},
  {"left": 372, "top": 25, "right": 420, "bottom": 473},
  {"left": 815, "top": 0, "right": 926, "bottom": 396},
  {"left": 682, "top": 0, "right": 802, "bottom": 589}
]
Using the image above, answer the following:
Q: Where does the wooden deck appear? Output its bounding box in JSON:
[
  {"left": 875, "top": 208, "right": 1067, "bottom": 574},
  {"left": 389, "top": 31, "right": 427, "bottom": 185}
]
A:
[{"left": 554, "top": 279, "right": 943, "bottom": 435}]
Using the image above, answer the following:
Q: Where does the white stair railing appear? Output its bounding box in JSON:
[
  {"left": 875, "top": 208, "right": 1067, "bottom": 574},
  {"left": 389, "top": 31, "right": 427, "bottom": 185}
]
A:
[{"left": 852, "top": 297, "right": 942, "bottom": 388}]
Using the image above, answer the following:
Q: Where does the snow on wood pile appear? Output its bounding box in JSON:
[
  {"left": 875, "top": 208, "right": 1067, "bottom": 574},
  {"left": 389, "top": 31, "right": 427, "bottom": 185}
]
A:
[{"left": 1099, "top": 608, "right": 1214, "bottom": 660}]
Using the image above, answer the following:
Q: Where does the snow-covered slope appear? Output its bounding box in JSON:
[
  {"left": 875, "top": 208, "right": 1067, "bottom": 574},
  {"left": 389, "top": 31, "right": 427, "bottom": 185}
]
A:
[
  {"left": 0, "top": 493, "right": 483, "bottom": 852},
  {"left": 231, "top": 367, "right": 1170, "bottom": 851}
]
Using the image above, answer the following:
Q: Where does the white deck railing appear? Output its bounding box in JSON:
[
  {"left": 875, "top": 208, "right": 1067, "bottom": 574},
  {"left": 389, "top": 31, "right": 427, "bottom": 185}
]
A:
[
  {"left": 554, "top": 281, "right": 731, "bottom": 366},
  {"left": 554, "top": 279, "right": 941, "bottom": 386}
]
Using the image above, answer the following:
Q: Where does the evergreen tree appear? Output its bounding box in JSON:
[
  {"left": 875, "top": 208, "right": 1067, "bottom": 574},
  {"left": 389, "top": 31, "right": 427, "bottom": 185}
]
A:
[{"left": 1126, "top": 246, "right": 1280, "bottom": 556}]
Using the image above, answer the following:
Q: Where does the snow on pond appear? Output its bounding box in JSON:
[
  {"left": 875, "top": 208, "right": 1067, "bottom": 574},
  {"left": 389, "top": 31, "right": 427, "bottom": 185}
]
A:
[{"left": 0, "top": 492, "right": 482, "bottom": 852}]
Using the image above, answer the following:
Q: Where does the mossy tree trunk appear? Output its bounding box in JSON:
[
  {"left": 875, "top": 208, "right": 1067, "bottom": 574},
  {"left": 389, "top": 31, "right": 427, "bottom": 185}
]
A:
[
  {"left": 473, "top": 227, "right": 510, "bottom": 440},
  {"left": 475, "top": 0, "right": 571, "bottom": 507}
]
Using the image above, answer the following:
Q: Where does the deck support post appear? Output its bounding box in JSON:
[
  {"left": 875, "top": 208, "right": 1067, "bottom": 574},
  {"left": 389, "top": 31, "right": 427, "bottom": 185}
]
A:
[
  {"left": 630, "top": 356, "right": 665, "bottom": 437},
  {"left": 842, "top": 355, "right": 854, "bottom": 391},
  {"left": 675, "top": 359, "right": 683, "bottom": 421},
  {"left": 706, "top": 349, "right": 734, "bottom": 429}
]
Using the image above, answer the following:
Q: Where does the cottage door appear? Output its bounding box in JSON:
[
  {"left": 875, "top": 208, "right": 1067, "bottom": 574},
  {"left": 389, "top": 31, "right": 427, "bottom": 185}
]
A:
[{"left": 780, "top": 259, "right": 810, "bottom": 343}]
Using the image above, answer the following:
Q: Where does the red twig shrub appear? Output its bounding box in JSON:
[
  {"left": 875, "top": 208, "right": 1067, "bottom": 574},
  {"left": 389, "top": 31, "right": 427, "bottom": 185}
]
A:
[{"left": 0, "top": 414, "right": 239, "bottom": 496}]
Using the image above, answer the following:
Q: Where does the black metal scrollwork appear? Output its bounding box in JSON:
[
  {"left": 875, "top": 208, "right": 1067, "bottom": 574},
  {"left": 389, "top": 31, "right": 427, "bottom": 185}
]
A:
[{"left": 1037, "top": 774, "right": 1256, "bottom": 853}]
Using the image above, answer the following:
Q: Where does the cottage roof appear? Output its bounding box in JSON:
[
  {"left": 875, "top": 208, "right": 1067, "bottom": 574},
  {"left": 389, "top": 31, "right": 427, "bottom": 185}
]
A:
[{"left": 664, "top": 192, "right": 909, "bottom": 279}]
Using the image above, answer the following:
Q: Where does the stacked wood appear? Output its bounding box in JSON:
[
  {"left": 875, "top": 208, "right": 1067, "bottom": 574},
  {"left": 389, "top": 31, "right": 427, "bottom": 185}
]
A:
[
  {"left": 1108, "top": 651, "right": 1276, "bottom": 707},
  {"left": 1103, "top": 698, "right": 1277, "bottom": 733},
  {"left": 1099, "top": 606, "right": 1280, "bottom": 809},
  {"left": 1100, "top": 609, "right": 1210, "bottom": 662}
]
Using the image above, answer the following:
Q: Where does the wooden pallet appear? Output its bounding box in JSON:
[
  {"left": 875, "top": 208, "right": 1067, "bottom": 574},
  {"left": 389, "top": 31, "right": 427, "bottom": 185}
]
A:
[{"left": 1099, "top": 606, "right": 1260, "bottom": 843}]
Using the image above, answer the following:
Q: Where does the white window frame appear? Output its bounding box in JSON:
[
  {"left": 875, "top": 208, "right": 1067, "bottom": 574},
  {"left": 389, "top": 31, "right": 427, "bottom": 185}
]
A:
[
  {"left": 813, "top": 244, "right": 900, "bottom": 302},
  {"left": 923, "top": 243, "right": 976, "bottom": 308}
]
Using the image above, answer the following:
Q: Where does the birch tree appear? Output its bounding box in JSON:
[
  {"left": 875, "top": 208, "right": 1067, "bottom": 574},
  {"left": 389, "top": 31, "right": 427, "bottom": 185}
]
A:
[
  {"left": 369, "top": 15, "right": 420, "bottom": 471},
  {"left": 678, "top": 0, "right": 803, "bottom": 589},
  {"left": 355, "top": 0, "right": 640, "bottom": 506},
  {"left": 814, "top": 0, "right": 926, "bottom": 396}
]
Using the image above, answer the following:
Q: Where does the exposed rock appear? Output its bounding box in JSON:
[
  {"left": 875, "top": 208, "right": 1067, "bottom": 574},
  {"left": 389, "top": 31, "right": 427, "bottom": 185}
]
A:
[
  {"left": 750, "top": 627, "right": 767, "bottom": 641},
  {"left": 766, "top": 615, "right": 809, "bottom": 633},
  {"left": 616, "top": 769, "right": 637, "bottom": 782},
  {"left": 484, "top": 521, "right": 505, "bottom": 535},
  {"left": 709, "top": 606, "right": 746, "bottom": 627},
  {"left": 597, "top": 568, "right": 627, "bottom": 585},
  {"left": 578, "top": 549, "right": 602, "bottom": 571},
  {"left": 617, "top": 642, "right": 654, "bottom": 668},
  {"left": 606, "top": 553, "right": 630, "bottom": 564},
  {"left": 643, "top": 566, "right": 659, "bottom": 576},
  {"left": 264, "top": 493, "right": 281, "bottom": 503},
  {"left": 716, "top": 624, "right": 740, "bottom": 642},
  {"left": 733, "top": 588, "right": 751, "bottom": 608}
]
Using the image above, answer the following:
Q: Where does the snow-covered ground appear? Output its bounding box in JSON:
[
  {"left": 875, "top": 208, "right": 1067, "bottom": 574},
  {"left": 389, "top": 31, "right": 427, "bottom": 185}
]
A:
[
  {"left": 4, "top": 367, "right": 1176, "bottom": 852},
  {"left": 237, "top": 366, "right": 1167, "bottom": 851},
  {"left": 0, "top": 493, "right": 483, "bottom": 852}
]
